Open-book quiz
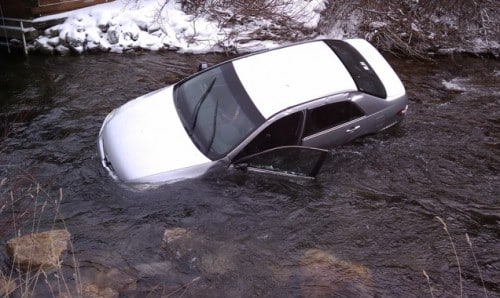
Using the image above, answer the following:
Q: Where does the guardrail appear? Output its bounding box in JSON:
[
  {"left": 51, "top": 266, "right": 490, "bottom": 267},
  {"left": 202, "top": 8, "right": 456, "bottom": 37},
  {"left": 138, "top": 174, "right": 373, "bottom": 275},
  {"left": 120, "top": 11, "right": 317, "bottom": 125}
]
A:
[{"left": 0, "top": 16, "right": 38, "bottom": 54}]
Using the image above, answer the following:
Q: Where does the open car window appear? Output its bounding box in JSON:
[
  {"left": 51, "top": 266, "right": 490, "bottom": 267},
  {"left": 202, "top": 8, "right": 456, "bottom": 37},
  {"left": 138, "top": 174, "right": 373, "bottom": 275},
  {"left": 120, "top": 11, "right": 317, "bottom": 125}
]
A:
[{"left": 232, "top": 146, "right": 329, "bottom": 178}]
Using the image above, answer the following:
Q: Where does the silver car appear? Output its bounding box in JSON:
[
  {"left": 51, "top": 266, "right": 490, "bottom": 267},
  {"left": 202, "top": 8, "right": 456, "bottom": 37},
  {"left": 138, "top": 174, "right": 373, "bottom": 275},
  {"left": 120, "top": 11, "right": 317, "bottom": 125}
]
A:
[{"left": 98, "top": 38, "right": 408, "bottom": 184}]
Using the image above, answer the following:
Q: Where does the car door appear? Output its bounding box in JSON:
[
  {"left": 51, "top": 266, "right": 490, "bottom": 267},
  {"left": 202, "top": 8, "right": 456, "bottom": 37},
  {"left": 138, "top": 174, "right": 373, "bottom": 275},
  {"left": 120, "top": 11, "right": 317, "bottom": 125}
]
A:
[
  {"left": 233, "top": 111, "right": 304, "bottom": 160},
  {"left": 232, "top": 146, "right": 329, "bottom": 179},
  {"left": 301, "top": 100, "right": 365, "bottom": 149}
]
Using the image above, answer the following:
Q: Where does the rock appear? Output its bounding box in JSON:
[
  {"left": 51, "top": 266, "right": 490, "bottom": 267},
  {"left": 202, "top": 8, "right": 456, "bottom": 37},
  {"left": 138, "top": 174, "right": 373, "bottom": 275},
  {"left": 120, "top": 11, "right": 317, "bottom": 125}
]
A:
[
  {"left": 161, "top": 227, "right": 200, "bottom": 271},
  {"left": 162, "top": 227, "right": 191, "bottom": 245},
  {"left": 79, "top": 267, "right": 136, "bottom": 297},
  {"left": 162, "top": 228, "right": 238, "bottom": 275},
  {"left": 98, "top": 23, "right": 110, "bottom": 33},
  {"left": 44, "top": 26, "right": 61, "bottom": 37},
  {"left": 47, "top": 36, "right": 61, "bottom": 47},
  {"left": 86, "top": 41, "right": 101, "bottom": 52},
  {"left": 135, "top": 19, "right": 149, "bottom": 31},
  {"left": 55, "top": 45, "right": 71, "bottom": 55},
  {"left": 148, "top": 23, "right": 161, "bottom": 34},
  {"left": 107, "top": 25, "right": 121, "bottom": 44},
  {"left": 134, "top": 261, "right": 173, "bottom": 276},
  {"left": 109, "top": 47, "right": 123, "bottom": 54},
  {"left": 98, "top": 43, "right": 111, "bottom": 52},
  {"left": 97, "top": 268, "right": 137, "bottom": 292},
  {"left": 34, "top": 36, "right": 54, "bottom": 54},
  {"left": 70, "top": 45, "right": 84, "bottom": 54},
  {"left": 199, "top": 244, "right": 237, "bottom": 275},
  {"left": 298, "top": 249, "right": 373, "bottom": 297},
  {"left": 65, "top": 30, "right": 86, "bottom": 50},
  {"left": 0, "top": 275, "right": 16, "bottom": 296},
  {"left": 80, "top": 282, "right": 119, "bottom": 298},
  {"left": 6, "top": 229, "right": 71, "bottom": 272},
  {"left": 121, "top": 22, "right": 140, "bottom": 42}
]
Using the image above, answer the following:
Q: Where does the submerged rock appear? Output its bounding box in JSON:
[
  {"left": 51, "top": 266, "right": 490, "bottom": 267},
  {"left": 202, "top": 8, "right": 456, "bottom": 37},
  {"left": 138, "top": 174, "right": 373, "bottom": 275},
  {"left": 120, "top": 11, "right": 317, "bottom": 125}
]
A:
[
  {"left": 162, "top": 227, "right": 239, "bottom": 276},
  {"left": 162, "top": 227, "right": 192, "bottom": 245},
  {"left": 6, "top": 229, "right": 71, "bottom": 272},
  {"left": 161, "top": 227, "right": 195, "bottom": 262},
  {"left": 80, "top": 283, "right": 119, "bottom": 298},
  {"left": 298, "top": 249, "right": 373, "bottom": 297}
]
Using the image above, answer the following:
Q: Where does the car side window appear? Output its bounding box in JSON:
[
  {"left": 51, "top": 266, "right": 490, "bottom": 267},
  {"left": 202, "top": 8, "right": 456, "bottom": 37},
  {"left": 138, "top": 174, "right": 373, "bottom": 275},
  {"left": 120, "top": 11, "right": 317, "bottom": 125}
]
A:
[
  {"left": 234, "top": 146, "right": 329, "bottom": 178},
  {"left": 235, "top": 112, "right": 303, "bottom": 160},
  {"left": 303, "top": 101, "right": 364, "bottom": 137}
]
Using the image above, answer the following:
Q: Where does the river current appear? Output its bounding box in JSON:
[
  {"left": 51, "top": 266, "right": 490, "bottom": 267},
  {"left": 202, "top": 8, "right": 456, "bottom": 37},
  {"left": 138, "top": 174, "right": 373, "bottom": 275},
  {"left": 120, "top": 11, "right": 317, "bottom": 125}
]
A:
[{"left": 0, "top": 51, "right": 498, "bottom": 297}]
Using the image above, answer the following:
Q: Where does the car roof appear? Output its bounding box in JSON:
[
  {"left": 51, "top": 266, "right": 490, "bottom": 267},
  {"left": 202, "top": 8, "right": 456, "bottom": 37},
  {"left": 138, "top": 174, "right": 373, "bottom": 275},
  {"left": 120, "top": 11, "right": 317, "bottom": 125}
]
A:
[{"left": 231, "top": 40, "right": 357, "bottom": 119}]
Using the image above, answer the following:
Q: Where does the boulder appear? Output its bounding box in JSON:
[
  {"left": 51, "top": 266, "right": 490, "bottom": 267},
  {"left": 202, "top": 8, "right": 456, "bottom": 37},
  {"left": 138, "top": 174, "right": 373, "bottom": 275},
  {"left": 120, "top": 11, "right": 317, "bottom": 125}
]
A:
[{"left": 6, "top": 229, "right": 71, "bottom": 272}]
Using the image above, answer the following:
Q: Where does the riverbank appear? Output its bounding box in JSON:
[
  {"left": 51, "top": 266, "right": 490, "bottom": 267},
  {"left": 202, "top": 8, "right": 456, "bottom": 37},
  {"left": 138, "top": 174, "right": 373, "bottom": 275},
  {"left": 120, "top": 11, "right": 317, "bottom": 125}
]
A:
[{"left": 6, "top": 0, "right": 500, "bottom": 57}]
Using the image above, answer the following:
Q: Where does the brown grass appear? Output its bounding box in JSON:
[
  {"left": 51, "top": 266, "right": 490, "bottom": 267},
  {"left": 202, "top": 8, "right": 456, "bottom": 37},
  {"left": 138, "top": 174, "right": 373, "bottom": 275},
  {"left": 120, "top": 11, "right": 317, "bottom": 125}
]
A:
[
  {"left": 0, "top": 174, "right": 81, "bottom": 297},
  {"left": 322, "top": 0, "right": 500, "bottom": 58}
]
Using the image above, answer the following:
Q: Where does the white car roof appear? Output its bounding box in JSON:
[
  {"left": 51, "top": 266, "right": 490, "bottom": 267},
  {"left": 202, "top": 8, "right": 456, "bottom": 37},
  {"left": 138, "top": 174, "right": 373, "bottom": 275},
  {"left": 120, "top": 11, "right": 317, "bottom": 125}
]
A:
[{"left": 232, "top": 40, "right": 357, "bottom": 119}]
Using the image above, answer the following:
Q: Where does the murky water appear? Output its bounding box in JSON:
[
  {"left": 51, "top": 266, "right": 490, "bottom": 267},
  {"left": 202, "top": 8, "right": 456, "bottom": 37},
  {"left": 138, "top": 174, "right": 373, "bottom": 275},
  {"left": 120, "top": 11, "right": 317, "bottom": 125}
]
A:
[{"left": 0, "top": 51, "right": 498, "bottom": 297}]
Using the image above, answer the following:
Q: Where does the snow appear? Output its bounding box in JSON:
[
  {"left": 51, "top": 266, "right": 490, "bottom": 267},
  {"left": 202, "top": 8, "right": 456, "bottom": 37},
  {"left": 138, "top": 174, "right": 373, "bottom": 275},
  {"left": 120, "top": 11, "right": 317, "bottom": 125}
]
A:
[{"left": 32, "top": 0, "right": 329, "bottom": 54}]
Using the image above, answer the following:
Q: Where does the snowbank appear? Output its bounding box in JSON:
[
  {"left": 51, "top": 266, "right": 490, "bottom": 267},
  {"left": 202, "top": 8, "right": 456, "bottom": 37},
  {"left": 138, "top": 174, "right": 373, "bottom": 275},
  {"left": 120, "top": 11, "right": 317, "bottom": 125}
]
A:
[
  {"left": 28, "top": 0, "right": 499, "bottom": 56},
  {"left": 32, "top": 0, "right": 328, "bottom": 54}
]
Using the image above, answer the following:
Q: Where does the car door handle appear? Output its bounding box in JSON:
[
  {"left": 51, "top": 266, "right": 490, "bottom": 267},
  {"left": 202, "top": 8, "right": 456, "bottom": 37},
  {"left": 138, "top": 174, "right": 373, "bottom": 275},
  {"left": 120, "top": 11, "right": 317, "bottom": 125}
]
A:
[{"left": 346, "top": 125, "right": 360, "bottom": 133}]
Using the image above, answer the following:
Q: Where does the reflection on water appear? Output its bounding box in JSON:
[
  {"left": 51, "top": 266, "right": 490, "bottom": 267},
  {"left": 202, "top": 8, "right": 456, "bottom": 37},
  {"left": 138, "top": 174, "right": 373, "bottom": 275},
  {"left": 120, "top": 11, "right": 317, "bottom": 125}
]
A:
[{"left": 0, "top": 52, "right": 499, "bottom": 296}]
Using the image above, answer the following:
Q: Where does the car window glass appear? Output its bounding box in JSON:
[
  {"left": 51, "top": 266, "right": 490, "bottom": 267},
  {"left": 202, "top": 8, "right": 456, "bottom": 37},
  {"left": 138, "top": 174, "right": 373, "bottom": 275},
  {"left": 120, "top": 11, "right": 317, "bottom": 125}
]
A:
[
  {"left": 303, "top": 101, "right": 364, "bottom": 137},
  {"left": 325, "top": 40, "right": 387, "bottom": 99},
  {"left": 174, "top": 63, "right": 265, "bottom": 160},
  {"left": 235, "top": 112, "right": 303, "bottom": 160},
  {"left": 236, "top": 146, "right": 329, "bottom": 178}
]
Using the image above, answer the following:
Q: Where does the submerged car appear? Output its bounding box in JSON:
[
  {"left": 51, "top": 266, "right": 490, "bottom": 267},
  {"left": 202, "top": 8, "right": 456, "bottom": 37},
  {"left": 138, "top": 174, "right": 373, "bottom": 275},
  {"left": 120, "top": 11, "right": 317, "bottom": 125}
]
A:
[{"left": 98, "top": 38, "right": 408, "bottom": 184}]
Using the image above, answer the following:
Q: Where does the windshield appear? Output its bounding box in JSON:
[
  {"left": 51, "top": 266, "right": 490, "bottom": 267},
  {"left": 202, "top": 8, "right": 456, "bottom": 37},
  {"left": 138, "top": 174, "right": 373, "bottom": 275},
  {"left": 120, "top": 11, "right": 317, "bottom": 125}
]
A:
[{"left": 174, "top": 63, "right": 265, "bottom": 160}]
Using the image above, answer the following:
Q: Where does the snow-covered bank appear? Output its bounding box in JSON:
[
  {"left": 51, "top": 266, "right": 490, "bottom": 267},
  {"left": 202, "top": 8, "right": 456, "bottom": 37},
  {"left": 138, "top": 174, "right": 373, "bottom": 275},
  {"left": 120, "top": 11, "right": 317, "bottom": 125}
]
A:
[
  {"left": 32, "top": 0, "right": 327, "bottom": 54},
  {"left": 29, "top": 0, "right": 499, "bottom": 56}
]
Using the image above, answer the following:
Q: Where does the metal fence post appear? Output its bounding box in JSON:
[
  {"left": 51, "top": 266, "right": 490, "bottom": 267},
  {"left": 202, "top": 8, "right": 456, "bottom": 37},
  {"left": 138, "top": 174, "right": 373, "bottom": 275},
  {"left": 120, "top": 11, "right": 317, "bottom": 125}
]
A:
[{"left": 20, "top": 21, "right": 28, "bottom": 55}]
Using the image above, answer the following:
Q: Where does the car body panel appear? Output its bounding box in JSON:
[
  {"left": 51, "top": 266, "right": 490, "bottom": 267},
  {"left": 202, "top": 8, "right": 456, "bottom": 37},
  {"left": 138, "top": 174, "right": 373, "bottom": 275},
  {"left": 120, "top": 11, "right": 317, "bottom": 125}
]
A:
[
  {"left": 98, "top": 85, "right": 211, "bottom": 182},
  {"left": 232, "top": 40, "right": 357, "bottom": 118}
]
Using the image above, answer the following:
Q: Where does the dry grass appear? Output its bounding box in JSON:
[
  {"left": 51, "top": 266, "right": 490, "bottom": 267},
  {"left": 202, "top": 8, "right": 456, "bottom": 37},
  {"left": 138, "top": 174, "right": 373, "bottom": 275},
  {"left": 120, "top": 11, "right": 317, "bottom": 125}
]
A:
[
  {"left": 423, "top": 217, "right": 489, "bottom": 297},
  {"left": 323, "top": 0, "right": 499, "bottom": 57},
  {"left": 0, "top": 173, "right": 81, "bottom": 297},
  {"left": 167, "top": 0, "right": 322, "bottom": 53}
]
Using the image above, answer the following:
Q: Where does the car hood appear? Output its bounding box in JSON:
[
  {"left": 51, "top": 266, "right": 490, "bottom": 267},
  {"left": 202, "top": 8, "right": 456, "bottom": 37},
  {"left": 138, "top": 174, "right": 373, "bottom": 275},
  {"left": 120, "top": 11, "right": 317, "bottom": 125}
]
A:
[{"left": 98, "top": 85, "right": 211, "bottom": 183}]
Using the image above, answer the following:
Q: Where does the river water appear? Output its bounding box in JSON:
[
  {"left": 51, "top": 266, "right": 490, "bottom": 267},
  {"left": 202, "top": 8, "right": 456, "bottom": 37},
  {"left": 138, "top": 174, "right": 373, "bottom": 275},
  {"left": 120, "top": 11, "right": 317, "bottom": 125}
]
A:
[{"left": 0, "top": 51, "right": 498, "bottom": 297}]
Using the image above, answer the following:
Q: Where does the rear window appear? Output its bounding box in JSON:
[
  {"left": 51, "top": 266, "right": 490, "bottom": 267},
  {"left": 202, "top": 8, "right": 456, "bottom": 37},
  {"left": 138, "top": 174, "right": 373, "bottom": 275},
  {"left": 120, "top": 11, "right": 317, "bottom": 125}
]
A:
[{"left": 325, "top": 40, "right": 387, "bottom": 99}]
